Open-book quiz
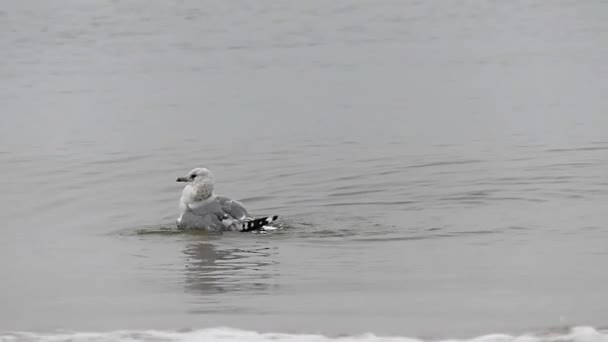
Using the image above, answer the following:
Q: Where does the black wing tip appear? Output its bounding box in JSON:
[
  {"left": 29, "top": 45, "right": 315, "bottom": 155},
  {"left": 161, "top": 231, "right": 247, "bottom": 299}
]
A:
[{"left": 241, "top": 215, "right": 279, "bottom": 232}]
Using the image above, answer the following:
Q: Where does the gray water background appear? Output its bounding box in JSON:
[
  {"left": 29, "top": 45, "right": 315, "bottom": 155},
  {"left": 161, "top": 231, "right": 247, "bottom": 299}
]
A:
[{"left": 1, "top": 0, "right": 608, "bottom": 338}]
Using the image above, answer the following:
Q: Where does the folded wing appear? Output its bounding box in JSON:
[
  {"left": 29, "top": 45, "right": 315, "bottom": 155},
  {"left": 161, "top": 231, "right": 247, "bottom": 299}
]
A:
[{"left": 216, "top": 195, "right": 249, "bottom": 220}]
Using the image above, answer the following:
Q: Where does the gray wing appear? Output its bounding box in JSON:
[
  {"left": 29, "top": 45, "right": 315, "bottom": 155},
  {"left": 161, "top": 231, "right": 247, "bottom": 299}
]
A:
[
  {"left": 216, "top": 195, "right": 249, "bottom": 220},
  {"left": 178, "top": 198, "right": 225, "bottom": 230},
  {"left": 178, "top": 210, "right": 223, "bottom": 230},
  {"left": 188, "top": 198, "right": 224, "bottom": 217}
]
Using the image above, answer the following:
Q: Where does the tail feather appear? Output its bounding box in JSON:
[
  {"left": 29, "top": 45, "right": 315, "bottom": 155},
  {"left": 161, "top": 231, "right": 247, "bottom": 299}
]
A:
[{"left": 241, "top": 215, "right": 279, "bottom": 232}]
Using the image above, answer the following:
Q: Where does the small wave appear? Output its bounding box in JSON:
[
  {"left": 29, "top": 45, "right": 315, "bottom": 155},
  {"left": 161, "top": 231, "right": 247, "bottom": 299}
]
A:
[
  {"left": 115, "top": 220, "right": 291, "bottom": 236},
  {"left": 324, "top": 200, "right": 417, "bottom": 207},
  {"left": 134, "top": 227, "right": 189, "bottom": 235},
  {"left": 1, "top": 326, "right": 606, "bottom": 342},
  {"left": 545, "top": 146, "right": 608, "bottom": 153},
  {"left": 407, "top": 159, "right": 482, "bottom": 169}
]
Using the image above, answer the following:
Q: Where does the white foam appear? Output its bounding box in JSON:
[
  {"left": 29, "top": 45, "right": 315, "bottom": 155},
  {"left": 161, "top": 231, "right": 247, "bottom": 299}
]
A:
[{"left": 1, "top": 326, "right": 607, "bottom": 342}]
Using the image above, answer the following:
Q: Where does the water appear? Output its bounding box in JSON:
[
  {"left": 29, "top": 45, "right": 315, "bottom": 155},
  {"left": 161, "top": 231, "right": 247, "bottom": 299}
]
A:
[
  {"left": 2, "top": 327, "right": 608, "bottom": 342},
  {"left": 1, "top": 0, "right": 608, "bottom": 341}
]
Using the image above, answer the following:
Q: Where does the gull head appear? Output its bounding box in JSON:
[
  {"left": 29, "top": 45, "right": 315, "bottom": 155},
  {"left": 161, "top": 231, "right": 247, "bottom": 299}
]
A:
[
  {"left": 177, "top": 168, "right": 215, "bottom": 200},
  {"left": 176, "top": 167, "right": 214, "bottom": 183}
]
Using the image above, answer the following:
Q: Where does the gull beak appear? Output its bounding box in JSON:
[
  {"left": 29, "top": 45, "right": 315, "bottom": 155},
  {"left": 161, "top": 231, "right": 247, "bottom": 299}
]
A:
[{"left": 176, "top": 177, "right": 188, "bottom": 182}]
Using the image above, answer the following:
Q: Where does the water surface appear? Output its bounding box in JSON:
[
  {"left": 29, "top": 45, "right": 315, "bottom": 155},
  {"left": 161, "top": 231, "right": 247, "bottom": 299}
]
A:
[{"left": 1, "top": 0, "right": 608, "bottom": 339}]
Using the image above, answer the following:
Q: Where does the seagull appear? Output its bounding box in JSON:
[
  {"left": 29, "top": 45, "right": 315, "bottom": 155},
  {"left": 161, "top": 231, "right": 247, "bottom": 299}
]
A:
[{"left": 175, "top": 168, "right": 277, "bottom": 231}]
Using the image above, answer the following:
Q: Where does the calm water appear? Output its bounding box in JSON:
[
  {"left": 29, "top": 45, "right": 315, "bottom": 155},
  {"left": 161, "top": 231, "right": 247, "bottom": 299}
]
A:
[{"left": 1, "top": 0, "right": 608, "bottom": 340}]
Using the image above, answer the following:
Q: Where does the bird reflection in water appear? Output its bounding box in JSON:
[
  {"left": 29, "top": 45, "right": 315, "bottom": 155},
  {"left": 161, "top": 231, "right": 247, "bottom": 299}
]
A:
[{"left": 182, "top": 237, "right": 279, "bottom": 296}]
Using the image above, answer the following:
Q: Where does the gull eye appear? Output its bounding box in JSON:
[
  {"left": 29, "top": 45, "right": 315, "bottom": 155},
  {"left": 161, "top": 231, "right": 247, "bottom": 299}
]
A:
[{"left": 190, "top": 174, "right": 196, "bottom": 179}]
